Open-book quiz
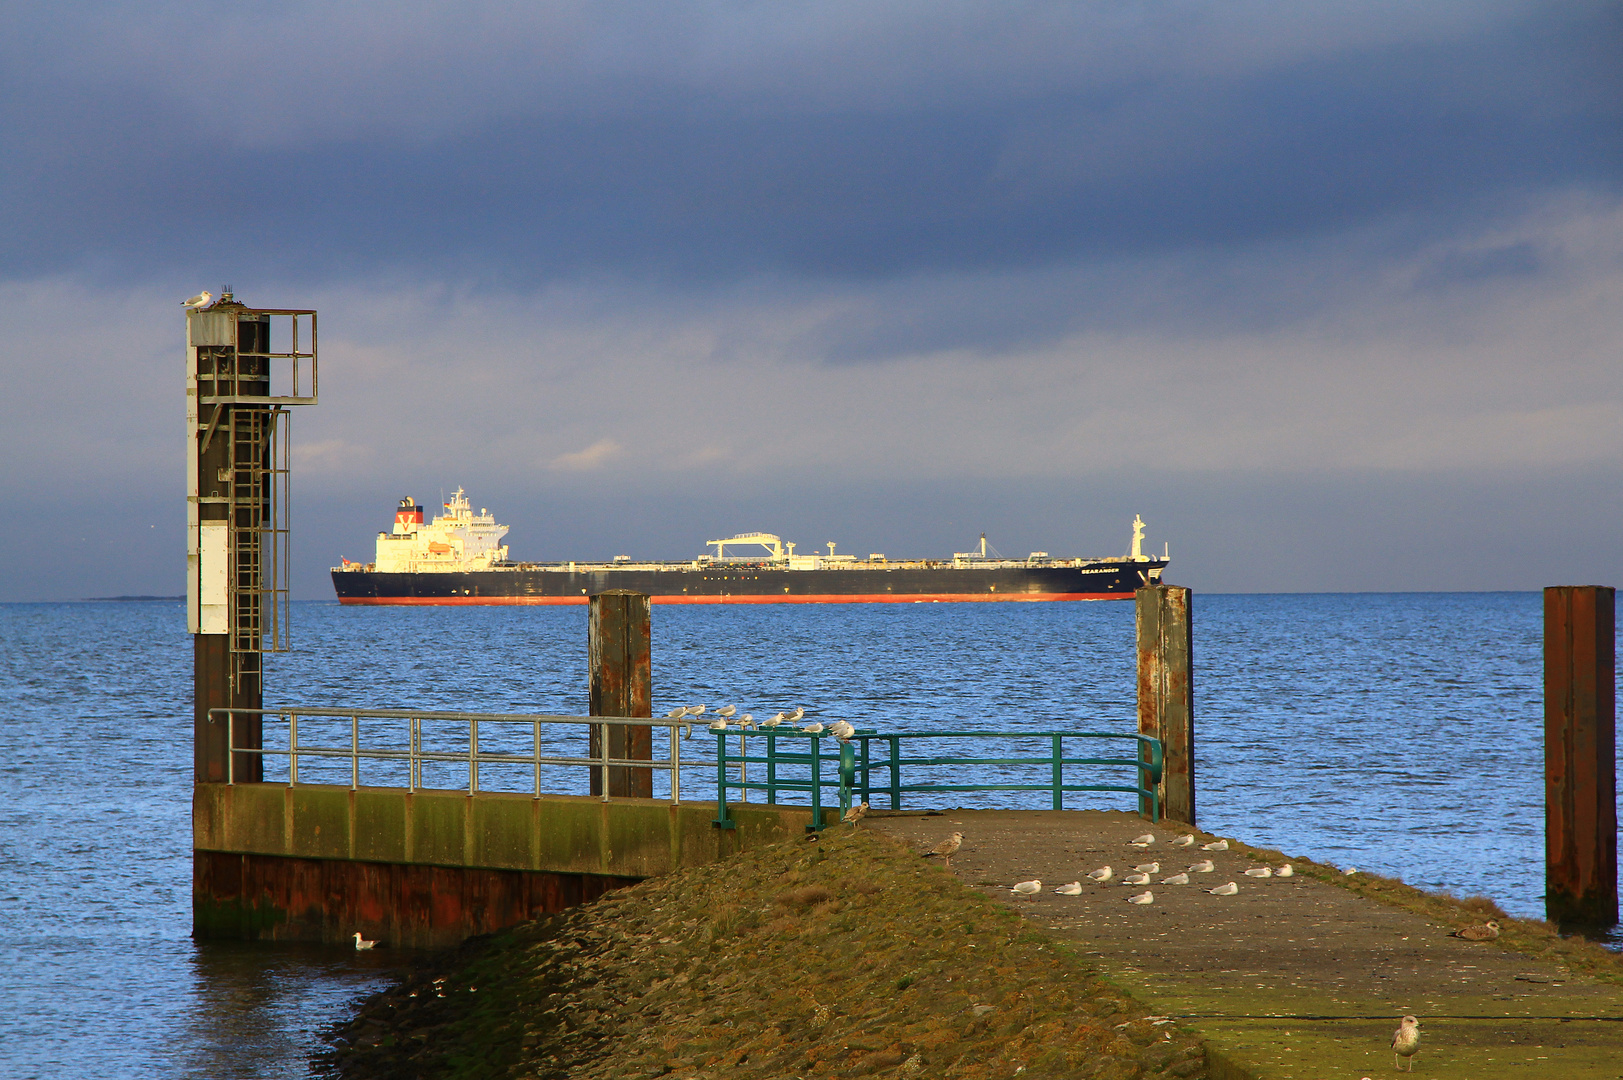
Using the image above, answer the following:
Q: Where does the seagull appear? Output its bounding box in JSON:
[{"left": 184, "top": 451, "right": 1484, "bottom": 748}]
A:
[
  {"left": 717, "top": 705, "right": 737, "bottom": 718},
  {"left": 1208, "top": 882, "right": 1239, "bottom": 896},
  {"left": 1129, "top": 833, "right": 1157, "bottom": 847},
  {"left": 1201, "top": 839, "right": 1229, "bottom": 851},
  {"left": 1391, "top": 1015, "right": 1422, "bottom": 1071},
  {"left": 1170, "top": 834, "right": 1195, "bottom": 847},
  {"left": 182, "top": 290, "right": 215, "bottom": 310},
  {"left": 1244, "top": 867, "right": 1273, "bottom": 878},
  {"left": 665, "top": 707, "right": 687, "bottom": 719},
  {"left": 1055, "top": 882, "right": 1082, "bottom": 895},
  {"left": 1122, "top": 873, "right": 1151, "bottom": 886},
  {"left": 829, "top": 720, "right": 855, "bottom": 741},
  {"left": 788, "top": 707, "right": 806, "bottom": 722},
  {"left": 923, "top": 832, "right": 963, "bottom": 869},
  {"left": 1188, "top": 860, "right": 1215, "bottom": 874},
  {"left": 353, "top": 931, "right": 377, "bottom": 950},
  {"left": 1126, "top": 891, "right": 1154, "bottom": 905},
  {"left": 1011, "top": 879, "right": 1042, "bottom": 896},
  {"left": 1160, "top": 872, "right": 1189, "bottom": 885},
  {"left": 1134, "top": 862, "right": 1160, "bottom": 874},
  {"left": 708, "top": 718, "right": 728, "bottom": 731},
  {"left": 684, "top": 704, "right": 708, "bottom": 717},
  {"left": 1087, "top": 866, "right": 1113, "bottom": 883},
  {"left": 841, "top": 801, "right": 869, "bottom": 825},
  {"left": 761, "top": 713, "right": 786, "bottom": 728},
  {"left": 1276, "top": 864, "right": 1294, "bottom": 878},
  {"left": 1451, "top": 919, "right": 1500, "bottom": 941},
  {"left": 737, "top": 713, "right": 755, "bottom": 729},
  {"left": 1343, "top": 867, "right": 1360, "bottom": 875},
  {"left": 801, "top": 722, "right": 825, "bottom": 735}
]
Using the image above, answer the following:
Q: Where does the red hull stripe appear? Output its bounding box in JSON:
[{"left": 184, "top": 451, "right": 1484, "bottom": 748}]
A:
[{"left": 335, "top": 592, "right": 1127, "bottom": 606}]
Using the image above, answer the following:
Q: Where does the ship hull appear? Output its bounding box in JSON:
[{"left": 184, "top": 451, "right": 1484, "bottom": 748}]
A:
[{"left": 330, "top": 562, "right": 1167, "bottom": 605}]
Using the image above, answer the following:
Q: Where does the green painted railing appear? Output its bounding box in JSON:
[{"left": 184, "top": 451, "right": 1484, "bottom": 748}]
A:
[{"left": 712, "top": 729, "right": 1163, "bottom": 830}]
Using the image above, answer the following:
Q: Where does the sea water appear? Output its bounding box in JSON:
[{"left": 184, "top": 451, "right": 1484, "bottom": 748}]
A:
[{"left": 0, "top": 594, "right": 1613, "bottom": 1078}]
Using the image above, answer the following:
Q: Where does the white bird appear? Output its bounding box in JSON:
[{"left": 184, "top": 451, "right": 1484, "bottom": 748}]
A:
[
  {"left": 1392, "top": 1015, "right": 1422, "bottom": 1071},
  {"left": 1134, "top": 862, "right": 1160, "bottom": 874},
  {"left": 1055, "top": 881, "right": 1082, "bottom": 895},
  {"left": 842, "top": 801, "right": 869, "bottom": 825},
  {"left": 1244, "top": 867, "right": 1273, "bottom": 878},
  {"left": 1087, "top": 866, "right": 1113, "bottom": 883},
  {"left": 665, "top": 707, "right": 687, "bottom": 719},
  {"left": 788, "top": 707, "right": 806, "bottom": 722},
  {"left": 1171, "top": 834, "right": 1195, "bottom": 847},
  {"left": 1276, "top": 864, "right": 1294, "bottom": 878},
  {"left": 1126, "top": 891, "right": 1154, "bottom": 905},
  {"left": 353, "top": 931, "right": 377, "bottom": 950},
  {"left": 684, "top": 704, "right": 708, "bottom": 717},
  {"left": 1188, "top": 860, "right": 1215, "bottom": 874},
  {"left": 1201, "top": 839, "right": 1229, "bottom": 851},
  {"left": 1011, "top": 879, "right": 1042, "bottom": 896},
  {"left": 708, "top": 718, "right": 728, "bottom": 731},
  {"left": 1129, "top": 833, "right": 1157, "bottom": 847},
  {"left": 738, "top": 713, "right": 755, "bottom": 729},
  {"left": 801, "top": 722, "right": 825, "bottom": 735},
  {"left": 717, "top": 705, "right": 737, "bottom": 718},
  {"left": 1208, "top": 882, "right": 1239, "bottom": 896},
  {"left": 829, "top": 720, "right": 856, "bottom": 741},
  {"left": 1122, "top": 873, "right": 1151, "bottom": 886},
  {"left": 1160, "top": 872, "right": 1189, "bottom": 885},
  {"left": 761, "top": 713, "right": 785, "bottom": 728},
  {"left": 1344, "top": 867, "right": 1360, "bottom": 875},
  {"left": 182, "top": 290, "right": 214, "bottom": 310}
]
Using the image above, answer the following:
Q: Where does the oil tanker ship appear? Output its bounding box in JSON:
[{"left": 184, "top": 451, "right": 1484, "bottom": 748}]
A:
[{"left": 330, "top": 488, "right": 1169, "bottom": 605}]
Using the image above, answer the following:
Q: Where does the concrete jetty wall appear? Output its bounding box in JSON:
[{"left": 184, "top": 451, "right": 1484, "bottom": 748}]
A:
[{"left": 193, "top": 783, "right": 811, "bottom": 947}]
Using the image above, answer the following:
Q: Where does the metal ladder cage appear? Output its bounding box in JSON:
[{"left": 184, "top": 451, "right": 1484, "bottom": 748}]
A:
[
  {"left": 225, "top": 407, "right": 292, "bottom": 682},
  {"left": 195, "top": 309, "right": 319, "bottom": 406}
]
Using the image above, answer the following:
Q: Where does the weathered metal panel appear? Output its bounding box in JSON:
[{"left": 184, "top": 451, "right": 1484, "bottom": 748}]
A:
[
  {"left": 1545, "top": 585, "right": 1617, "bottom": 928},
  {"left": 1136, "top": 584, "right": 1195, "bottom": 825},
  {"left": 588, "top": 590, "right": 654, "bottom": 797}
]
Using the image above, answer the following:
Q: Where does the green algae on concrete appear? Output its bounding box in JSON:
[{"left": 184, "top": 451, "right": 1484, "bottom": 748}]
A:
[{"left": 316, "top": 828, "right": 1211, "bottom": 1080}]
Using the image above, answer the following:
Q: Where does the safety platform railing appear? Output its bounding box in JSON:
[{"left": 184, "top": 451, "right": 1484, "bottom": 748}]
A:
[
  {"left": 711, "top": 728, "right": 1164, "bottom": 830},
  {"left": 212, "top": 706, "right": 703, "bottom": 803}
]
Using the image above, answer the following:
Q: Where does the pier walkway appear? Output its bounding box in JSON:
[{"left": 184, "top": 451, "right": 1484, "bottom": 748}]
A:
[{"left": 867, "top": 810, "right": 1623, "bottom": 1079}]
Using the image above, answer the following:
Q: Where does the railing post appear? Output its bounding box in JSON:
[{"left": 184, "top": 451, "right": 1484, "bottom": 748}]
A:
[
  {"left": 714, "top": 730, "right": 735, "bottom": 828},
  {"left": 766, "top": 731, "right": 778, "bottom": 804},
  {"left": 1051, "top": 733, "right": 1063, "bottom": 810},
  {"left": 670, "top": 724, "right": 682, "bottom": 804},
  {"left": 1136, "top": 584, "right": 1194, "bottom": 824},
  {"left": 839, "top": 742, "right": 856, "bottom": 818},
  {"left": 859, "top": 736, "right": 871, "bottom": 805},
  {"left": 889, "top": 734, "right": 901, "bottom": 809},
  {"left": 289, "top": 712, "right": 299, "bottom": 785},
  {"left": 533, "top": 719, "right": 542, "bottom": 799},
  {"left": 1545, "top": 586, "right": 1617, "bottom": 929},
  {"left": 469, "top": 716, "right": 479, "bottom": 794},
  {"left": 351, "top": 713, "right": 359, "bottom": 790},
  {"left": 810, "top": 736, "right": 824, "bottom": 829},
  {"left": 588, "top": 591, "right": 653, "bottom": 797}
]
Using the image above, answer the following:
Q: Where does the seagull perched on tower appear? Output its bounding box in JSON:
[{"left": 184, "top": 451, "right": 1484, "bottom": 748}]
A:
[{"left": 182, "top": 290, "right": 215, "bottom": 310}]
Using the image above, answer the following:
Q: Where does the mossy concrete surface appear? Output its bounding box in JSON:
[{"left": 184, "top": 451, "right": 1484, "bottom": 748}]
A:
[
  {"left": 869, "top": 810, "right": 1623, "bottom": 1080},
  {"left": 194, "top": 782, "right": 811, "bottom": 877}
]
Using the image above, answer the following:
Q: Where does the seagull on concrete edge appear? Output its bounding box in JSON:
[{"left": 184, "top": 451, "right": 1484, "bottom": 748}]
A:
[
  {"left": 1126, "top": 891, "right": 1154, "bottom": 905},
  {"left": 1188, "top": 860, "right": 1215, "bottom": 874},
  {"left": 1160, "top": 872, "right": 1189, "bottom": 885},
  {"left": 1392, "top": 1015, "right": 1421, "bottom": 1071},
  {"left": 1129, "top": 833, "right": 1157, "bottom": 847},
  {"left": 1087, "top": 866, "right": 1113, "bottom": 883},
  {"left": 923, "top": 832, "right": 963, "bottom": 868},
  {"left": 1012, "top": 879, "right": 1041, "bottom": 897},
  {"left": 1201, "top": 839, "right": 1229, "bottom": 851},
  {"left": 1055, "top": 882, "right": 1082, "bottom": 895},
  {"left": 842, "top": 801, "right": 868, "bottom": 825},
  {"left": 1244, "top": 867, "right": 1273, "bottom": 878},
  {"left": 1208, "top": 882, "right": 1239, "bottom": 896},
  {"left": 182, "top": 291, "right": 214, "bottom": 309},
  {"left": 353, "top": 932, "right": 377, "bottom": 950},
  {"left": 1451, "top": 920, "right": 1500, "bottom": 941},
  {"left": 1171, "top": 834, "right": 1195, "bottom": 847}
]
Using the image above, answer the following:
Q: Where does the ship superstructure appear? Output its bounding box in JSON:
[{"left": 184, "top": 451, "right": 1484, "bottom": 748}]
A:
[{"left": 369, "top": 489, "right": 509, "bottom": 573}]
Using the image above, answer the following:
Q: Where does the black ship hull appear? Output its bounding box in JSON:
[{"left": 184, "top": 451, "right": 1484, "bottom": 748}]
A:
[{"left": 330, "top": 560, "right": 1168, "bottom": 605}]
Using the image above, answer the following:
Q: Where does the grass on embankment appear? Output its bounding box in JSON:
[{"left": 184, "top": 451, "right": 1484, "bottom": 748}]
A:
[
  {"left": 316, "top": 828, "right": 1210, "bottom": 1079},
  {"left": 1196, "top": 832, "right": 1623, "bottom": 987}
]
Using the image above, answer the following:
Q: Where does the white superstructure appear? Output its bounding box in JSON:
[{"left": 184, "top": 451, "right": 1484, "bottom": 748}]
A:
[{"left": 373, "top": 488, "right": 509, "bottom": 573}]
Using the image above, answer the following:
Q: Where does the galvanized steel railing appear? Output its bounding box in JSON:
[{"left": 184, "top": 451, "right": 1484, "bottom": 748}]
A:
[{"left": 211, "top": 707, "right": 703, "bottom": 803}]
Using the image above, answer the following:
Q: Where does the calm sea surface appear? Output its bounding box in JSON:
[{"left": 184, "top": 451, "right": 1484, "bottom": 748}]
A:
[{"left": 1, "top": 594, "right": 1616, "bottom": 1077}]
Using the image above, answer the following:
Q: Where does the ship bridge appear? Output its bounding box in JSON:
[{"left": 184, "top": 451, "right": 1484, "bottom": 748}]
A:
[{"left": 704, "top": 532, "right": 794, "bottom": 562}]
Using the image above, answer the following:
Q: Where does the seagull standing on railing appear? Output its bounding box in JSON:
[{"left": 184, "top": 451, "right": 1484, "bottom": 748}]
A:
[
  {"left": 829, "top": 720, "right": 855, "bottom": 742},
  {"left": 800, "top": 722, "right": 825, "bottom": 735},
  {"left": 708, "top": 717, "right": 728, "bottom": 731},
  {"left": 665, "top": 707, "right": 687, "bottom": 719},
  {"left": 738, "top": 713, "right": 755, "bottom": 729},
  {"left": 717, "top": 705, "right": 737, "bottom": 718},
  {"left": 764, "top": 712, "right": 788, "bottom": 727},
  {"left": 684, "top": 704, "right": 707, "bottom": 717},
  {"left": 788, "top": 706, "right": 805, "bottom": 722}
]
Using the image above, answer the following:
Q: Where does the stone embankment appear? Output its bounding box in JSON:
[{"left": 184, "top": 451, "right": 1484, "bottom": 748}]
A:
[{"left": 317, "top": 827, "right": 1210, "bottom": 1079}]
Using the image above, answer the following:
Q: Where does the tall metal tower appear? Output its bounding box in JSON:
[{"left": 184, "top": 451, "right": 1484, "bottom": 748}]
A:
[{"left": 186, "top": 294, "right": 317, "bottom": 783}]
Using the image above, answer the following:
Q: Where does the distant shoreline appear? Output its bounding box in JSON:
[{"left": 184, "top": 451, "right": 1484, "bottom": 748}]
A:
[{"left": 82, "top": 595, "right": 185, "bottom": 602}]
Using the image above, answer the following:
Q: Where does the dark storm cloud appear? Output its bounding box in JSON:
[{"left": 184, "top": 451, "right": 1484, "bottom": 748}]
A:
[{"left": 2, "top": 2, "right": 1618, "bottom": 292}]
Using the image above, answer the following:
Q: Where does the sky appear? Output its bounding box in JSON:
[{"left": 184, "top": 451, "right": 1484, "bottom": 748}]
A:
[{"left": 1, "top": 1, "right": 1620, "bottom": 601}]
